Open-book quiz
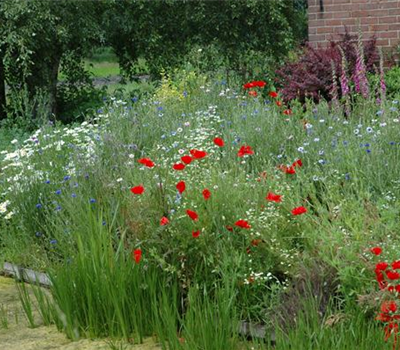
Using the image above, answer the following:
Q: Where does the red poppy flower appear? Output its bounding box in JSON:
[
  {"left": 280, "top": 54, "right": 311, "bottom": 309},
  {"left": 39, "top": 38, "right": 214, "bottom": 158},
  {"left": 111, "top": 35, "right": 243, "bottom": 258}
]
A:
[
  {"left": 269, "top": 91, "right": 278, "bottom": 98},
  {"left": 381, "top": 300, "right": 397, "bottom": 313},
  {"left": 243, "top": 82, "right": 255, "bottom": 89},
  {"left": 387, "top": 270, "right": 400, "bottom": 280},
  {"left": 132, "top": 248, "right": 142, "bottom": 264},
  {"left": 376, "top": 262, "right": 389, "bottom": 271},
  {"left": 266, "top": 192, "right": 282, "bottom": 203},
  {"left": 253, "top": 80, "right": 266, "bottom": 88},
  {"left": 283, "top": 109, "right": 292, "bottom": 115},
  {"left": 235, "top": 219, "right": 251, "bottom": 229},
  {"left": 371, "top": 247, "right": 383, "bottom": 256},
  {"left": 395, "top": 285, "right": 400, "bottom": 293},
  {"left": 226, "top": 225, "right": 233, "bottom": 232},
  {"left": 176, "top": 181, "right": 186, "bottom": 194},
  {"left": 138, "top": 158, "right": 155, "bottom": 168},
  {"left": 292, "top": 159, "right": 303, "bottom": 168},
  {"left": 192, "top": 230, "right": 200, "bottom": 238},
  {"left": 160, "top": 216, "right": 169, "bottom": 226},
  {"left": 202, "top": 189, "right": 211, "bottom": 200},
  {"left": 189, "top": 149, "right": 207, "bottom": 159},
  {"left": 238, "top": 145, "right": 254, "bottom": 157},
  {"left": 130, "top": 185, "right": 145, "bottom": 195},
  {"left": 173, "top": 163, "right": 185, "bottom": 171},
  {"left": 376, "top": 312, "right": 392, "bottom": 322},
  {"left": 276, "top": 100, "right": 282, "bottom": 107},
  {"left": 393, "top": 260, "right": 400, "bottom": 269},
  {"left": 291, "top": 206, "right": 307, "bottom": 216},
  {"left": 375, "top": 270, "right": 387, "bottom": 290},
  {"left": 181, "top": 155, "right": 192, "bottom": 164},
  {"left": 248, "top": 90, "right": 258, "bottom": 97},
  {"left": 186, "top": 209, "right": 199, "bottom": 221},
  {"left": 285, "top": 165, "right": 296, "bottom": 174},
  {"left": 214, "top": 137, "right": 224, "bottom": 147}
]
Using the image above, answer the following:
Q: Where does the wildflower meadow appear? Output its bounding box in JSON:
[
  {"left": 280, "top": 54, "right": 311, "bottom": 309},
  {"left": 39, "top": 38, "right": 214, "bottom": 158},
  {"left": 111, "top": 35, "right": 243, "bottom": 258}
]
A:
[{"left": 0, "top": 61, "right": 400, "bottom": 348}]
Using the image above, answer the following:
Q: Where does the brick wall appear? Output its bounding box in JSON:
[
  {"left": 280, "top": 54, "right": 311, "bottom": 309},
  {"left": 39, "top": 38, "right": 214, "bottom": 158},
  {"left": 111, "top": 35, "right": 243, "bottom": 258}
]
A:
[{"left": 308, "top": 0, "right": 400, "bottom": 50}]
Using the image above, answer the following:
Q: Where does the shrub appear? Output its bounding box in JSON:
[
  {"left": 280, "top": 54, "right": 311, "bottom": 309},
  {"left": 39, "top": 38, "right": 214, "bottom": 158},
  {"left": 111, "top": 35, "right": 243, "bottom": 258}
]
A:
[{"left": 275, "top": 31, "right": 379, "bottom": 103}]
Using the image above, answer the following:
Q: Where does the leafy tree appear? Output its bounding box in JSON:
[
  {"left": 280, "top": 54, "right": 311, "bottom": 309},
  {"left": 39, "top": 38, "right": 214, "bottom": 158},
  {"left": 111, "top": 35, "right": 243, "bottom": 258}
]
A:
[
  {"left": 106, "top": 0, "right": 307, "bottom": 79},
  {"left": 0, "top": 0, "right": 105, "bottom": 122}
]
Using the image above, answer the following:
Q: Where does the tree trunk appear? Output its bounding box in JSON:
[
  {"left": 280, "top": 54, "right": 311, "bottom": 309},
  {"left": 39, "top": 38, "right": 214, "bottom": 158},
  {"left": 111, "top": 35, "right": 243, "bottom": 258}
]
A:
[
  {"left": 48, "top": 55, "right": 60, "bottom": 118},
  {"left": 0, "top": 55, "right": 7, "bottom": 121}
]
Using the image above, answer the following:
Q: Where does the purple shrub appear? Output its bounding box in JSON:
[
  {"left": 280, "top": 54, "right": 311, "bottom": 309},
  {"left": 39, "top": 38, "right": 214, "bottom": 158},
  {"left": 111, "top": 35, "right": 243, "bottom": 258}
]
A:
[{"left": 275, "top": 30, "right": 378, "bottom": 103}]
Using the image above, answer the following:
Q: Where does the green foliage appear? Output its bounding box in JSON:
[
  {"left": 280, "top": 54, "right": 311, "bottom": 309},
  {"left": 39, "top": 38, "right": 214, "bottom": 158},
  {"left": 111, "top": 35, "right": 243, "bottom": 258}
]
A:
[
  {"left": 0, "top": 0, "right": 105, "bottom": 122},
  {"left": 105, "top": 0, "right": 307, "bottom": 78}
]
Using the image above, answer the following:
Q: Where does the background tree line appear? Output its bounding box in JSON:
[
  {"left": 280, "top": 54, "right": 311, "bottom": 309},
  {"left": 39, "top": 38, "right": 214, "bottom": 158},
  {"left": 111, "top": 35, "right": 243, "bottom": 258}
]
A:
[{"left": 0, "top": 0, "right": 307, "bottom": 125}]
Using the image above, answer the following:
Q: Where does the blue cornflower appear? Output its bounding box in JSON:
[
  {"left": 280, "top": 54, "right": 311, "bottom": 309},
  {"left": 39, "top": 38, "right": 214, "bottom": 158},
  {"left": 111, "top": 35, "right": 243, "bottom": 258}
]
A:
[
  {"left": 364, "top": 143, "right": 370, "bottom": 147},
  {"left": 390, "top": 141, "right": 396, "bottom": 145},
  {"left": 241, "top": 115, "right": 247, "bottom": 120},
  {"left": 343, "top": 141, "right": 348, "bottom": 146},
  {"left": 36, "top": 203, "right": 42, "bottom": 209},
  {"left": 157, "top": 106, "right": 163, "bottom": 111},
  {"left": 183, "top": 91, "right": 188, "bottom": 97},
  {"left": 97, "top": 109, "right": 103, "bottom": 114},
  {"left": 131, "top": 97, "right": 138, "bottom": 102},
  {"left": 84, "top": 174, "right": 89, "bottom": 179},
  {"left": 71, "top": 193, "right": 77, "bottom": 198},
  {"left": 90, "top": 198, "right": 96, "bottom": 203},
  {"left": 45, "top": 180, "right": 50, "bottom": 184},
  {"left": 64, "top": 175, "right": 71, "bottom": 181},
  {"left": 55, "top": 189, "right": 61, "bottom": 195},
  {"left": 50, "top": 239, "right": 57, "bottom": 245},
  {"left": 345, "top": 173, "right": 351, "bottom": 180},
  {"left": 102, "top": 221, "right": 106, "bottom": 226},
  {"left": 366, "top": 149, "right": 371, "bottom": 153},
  {"left": 35, "top": 232, "right": 42, "bottom": 237},
  {"left": 55, "top": 205, "right": 62, "bottom": 211}
]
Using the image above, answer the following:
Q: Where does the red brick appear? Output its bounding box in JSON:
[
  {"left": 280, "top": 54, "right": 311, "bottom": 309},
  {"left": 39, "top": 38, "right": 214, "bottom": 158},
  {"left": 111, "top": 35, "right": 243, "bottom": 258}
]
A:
[
  {"left": 378, "top": 16, "right": 398, "bottom": 24},
  {"left": 308, "top": 0, "right": 400, "bottom": 52}
]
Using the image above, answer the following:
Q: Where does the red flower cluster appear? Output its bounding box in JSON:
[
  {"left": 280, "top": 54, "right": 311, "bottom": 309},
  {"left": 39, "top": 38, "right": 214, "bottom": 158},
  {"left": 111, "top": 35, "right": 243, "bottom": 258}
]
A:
[
  {"left": 243, "top": 81, "right": 266, "bottom": 89},
  {"left": 371, "top": 247, "right": 400, "bottom": 347}
]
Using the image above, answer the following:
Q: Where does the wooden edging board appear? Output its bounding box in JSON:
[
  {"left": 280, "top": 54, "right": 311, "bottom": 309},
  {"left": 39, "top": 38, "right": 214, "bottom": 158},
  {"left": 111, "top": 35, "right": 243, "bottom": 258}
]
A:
[{"left": 1, "top": 261, "right": 52, "bottom": 287}]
